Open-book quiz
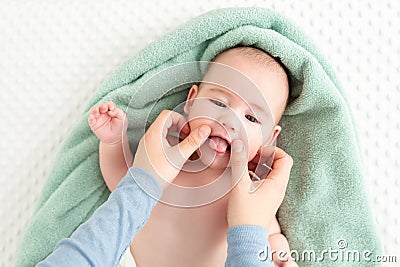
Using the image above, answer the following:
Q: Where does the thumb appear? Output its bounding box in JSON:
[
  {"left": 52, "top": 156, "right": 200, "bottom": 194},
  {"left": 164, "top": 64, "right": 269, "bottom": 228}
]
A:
[
  {"left": 176, "top": 125, "right": 211, "bottom": 162},
  {"left": 230, "top": 139, "right": 251, "bottom": 189}
]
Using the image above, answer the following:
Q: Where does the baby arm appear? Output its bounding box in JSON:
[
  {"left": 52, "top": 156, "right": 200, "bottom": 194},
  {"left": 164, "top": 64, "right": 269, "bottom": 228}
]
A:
[{"left": 88, "top": 101, "right": 133, "bottom": 191}]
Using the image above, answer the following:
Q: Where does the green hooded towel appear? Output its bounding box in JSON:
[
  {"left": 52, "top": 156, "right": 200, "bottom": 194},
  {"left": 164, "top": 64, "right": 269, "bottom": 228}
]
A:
[{"left": 15, "top": 7, "right": 381, "bottom": 266}]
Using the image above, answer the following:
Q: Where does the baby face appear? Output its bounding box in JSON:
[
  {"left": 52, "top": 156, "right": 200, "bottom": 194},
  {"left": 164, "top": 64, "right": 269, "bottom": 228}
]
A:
[{"left": 183, "top": 50, "right": 288, "bottom": 170}]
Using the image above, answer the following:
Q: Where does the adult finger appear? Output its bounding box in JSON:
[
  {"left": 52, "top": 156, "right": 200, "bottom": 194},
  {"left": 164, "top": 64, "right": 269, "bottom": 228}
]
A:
[
  {"left": 258, "top": 147, "right": 293, "bottom": 194},
  {"left": 268, "top": 147, "right": 293, "bottom": 180},
  {"left": 175, "top": 125, "right": 211, "bottom": 162},
  {"left": 230, "top": 139, "right": 251, "bottom": 189}
]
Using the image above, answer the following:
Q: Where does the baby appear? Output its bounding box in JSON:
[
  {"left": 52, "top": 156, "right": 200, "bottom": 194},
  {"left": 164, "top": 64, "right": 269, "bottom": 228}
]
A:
[{"left": 89, "top": 46, "right": 295, "bottom": 266}]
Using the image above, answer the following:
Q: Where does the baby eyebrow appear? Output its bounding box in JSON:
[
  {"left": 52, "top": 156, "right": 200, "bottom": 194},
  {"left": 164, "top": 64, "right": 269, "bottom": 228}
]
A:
[
  {"left": 208, "top": 88, "right": 268, "bottom": 117},
  {"left": 249, "top": 103, "right": 269, "bottom": 118}
]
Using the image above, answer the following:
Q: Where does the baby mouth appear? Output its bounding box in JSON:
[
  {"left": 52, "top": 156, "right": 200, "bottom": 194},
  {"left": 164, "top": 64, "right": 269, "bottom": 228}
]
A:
[{"left": 207, "top": 136, "right": 231, "bottom": 153}]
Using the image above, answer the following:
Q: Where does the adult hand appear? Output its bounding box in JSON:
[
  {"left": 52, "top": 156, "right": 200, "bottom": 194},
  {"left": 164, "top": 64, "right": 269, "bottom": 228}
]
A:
[
  {"left": 227, "top": 140, "right": 293, "bottom": 230},
  {"left": 132, "top": 110, "right": 211, "bottom": 188}
]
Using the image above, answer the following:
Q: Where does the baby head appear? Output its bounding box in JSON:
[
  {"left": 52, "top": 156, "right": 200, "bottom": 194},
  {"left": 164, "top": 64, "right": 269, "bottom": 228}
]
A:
[{"left": 183, "top": 46, "right": 289, "bottom": 169}]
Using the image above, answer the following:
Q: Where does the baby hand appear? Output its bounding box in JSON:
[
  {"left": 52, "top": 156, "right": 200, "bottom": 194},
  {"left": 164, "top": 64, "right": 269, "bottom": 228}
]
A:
[{"left": 88, "top": 101, "right": 128, "bottom": 144}]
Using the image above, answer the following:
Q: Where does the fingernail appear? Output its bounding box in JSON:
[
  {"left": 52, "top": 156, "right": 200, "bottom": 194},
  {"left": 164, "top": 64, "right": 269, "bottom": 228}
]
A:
[
  {"left": 199, "top": 126, "right": 210, "bottom": 138},
  {"left": 232, "top": 140, "right": 243, "bottom": 152}
]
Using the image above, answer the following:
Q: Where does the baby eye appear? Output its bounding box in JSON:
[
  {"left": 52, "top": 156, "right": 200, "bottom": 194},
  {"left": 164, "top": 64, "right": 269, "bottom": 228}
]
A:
[
  {"left": 245, "top": 114, "right": 260, "bottom": 123},
  {"left": 210, "top": 99, "right": 227, "bottom": 108}
]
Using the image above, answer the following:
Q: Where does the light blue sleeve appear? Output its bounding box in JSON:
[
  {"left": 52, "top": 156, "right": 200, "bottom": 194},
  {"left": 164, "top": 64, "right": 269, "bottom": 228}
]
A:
[
  {"left": 225, "top": 225, "right": 274, "bottom": 267},
  {"left": 36, "top": 167, "right": 162, "bottom": 267}
]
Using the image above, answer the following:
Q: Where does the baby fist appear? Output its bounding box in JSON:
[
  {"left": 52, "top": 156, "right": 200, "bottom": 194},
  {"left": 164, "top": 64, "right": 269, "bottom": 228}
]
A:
[{"left": 88, "top": 101, "right": 128, "bottom": 144}]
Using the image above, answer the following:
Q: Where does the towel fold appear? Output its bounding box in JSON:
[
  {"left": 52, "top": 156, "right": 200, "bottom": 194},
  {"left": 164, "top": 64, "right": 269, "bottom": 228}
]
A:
[{"left": 15, "top": 7, "right": 381, "bottom": 267}]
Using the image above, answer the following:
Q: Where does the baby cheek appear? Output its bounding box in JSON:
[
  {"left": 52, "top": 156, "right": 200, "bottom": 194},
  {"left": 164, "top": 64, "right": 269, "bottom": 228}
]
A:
[
  {"left": 247, "top": 146, "right": 259, "bottom": 161},
  {"left": 243, "top": 129, "right": 263, "bottom": 161}
]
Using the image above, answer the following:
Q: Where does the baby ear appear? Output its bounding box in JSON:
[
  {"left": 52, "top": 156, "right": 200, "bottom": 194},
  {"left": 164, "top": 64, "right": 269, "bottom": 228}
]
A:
[
  {"left": 264, "top": 125, "right": 282, "bottom": 147},
  {"left": 183, "top": 84, "right": 199, "bottom": 114}
]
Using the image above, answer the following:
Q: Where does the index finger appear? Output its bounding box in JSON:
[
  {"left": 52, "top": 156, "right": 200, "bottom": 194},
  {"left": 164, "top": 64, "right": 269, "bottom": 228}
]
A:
[
  {"left": 270, "top": 147, "right": 293, "bottom": 175},
  {"left": 230, "top": 140, "right": 252, "bottom": 189},
  {"left": 262, "top": 147, "right": 293, "bottom": 191}
]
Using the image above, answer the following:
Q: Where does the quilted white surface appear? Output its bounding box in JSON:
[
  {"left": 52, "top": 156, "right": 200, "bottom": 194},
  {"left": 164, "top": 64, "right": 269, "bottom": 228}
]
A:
[{"left": 1, "top": 0, "right": 399, "bottom": 266}]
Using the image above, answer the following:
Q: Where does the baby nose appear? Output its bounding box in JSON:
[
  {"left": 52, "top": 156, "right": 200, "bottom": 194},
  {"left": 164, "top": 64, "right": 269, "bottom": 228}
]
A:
[
  {"left": 222, "top": 121, "right": 236, "bottom": 132},
  {"left": 220, "top": 113, "right": 241, "bottom": 133}
]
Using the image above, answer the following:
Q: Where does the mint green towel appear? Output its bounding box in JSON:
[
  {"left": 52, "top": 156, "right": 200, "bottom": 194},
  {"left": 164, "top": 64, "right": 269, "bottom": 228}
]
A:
[{"left": 16, "top": 7, "right": 381, "bottom": 266}]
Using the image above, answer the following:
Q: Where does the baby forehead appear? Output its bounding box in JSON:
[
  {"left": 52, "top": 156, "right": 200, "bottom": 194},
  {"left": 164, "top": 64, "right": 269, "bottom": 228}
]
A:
[{"left": 201, "top": 67, "right": 266, "bottom": 98}]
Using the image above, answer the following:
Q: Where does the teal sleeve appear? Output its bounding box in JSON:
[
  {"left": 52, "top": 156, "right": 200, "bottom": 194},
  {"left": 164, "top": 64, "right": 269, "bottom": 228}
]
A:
[
  {"left": 225, "top": 225, "right": 273, "bottom": 267},
  {"left": 37, "top": 167, "right": 162, "bottom": 267}
]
